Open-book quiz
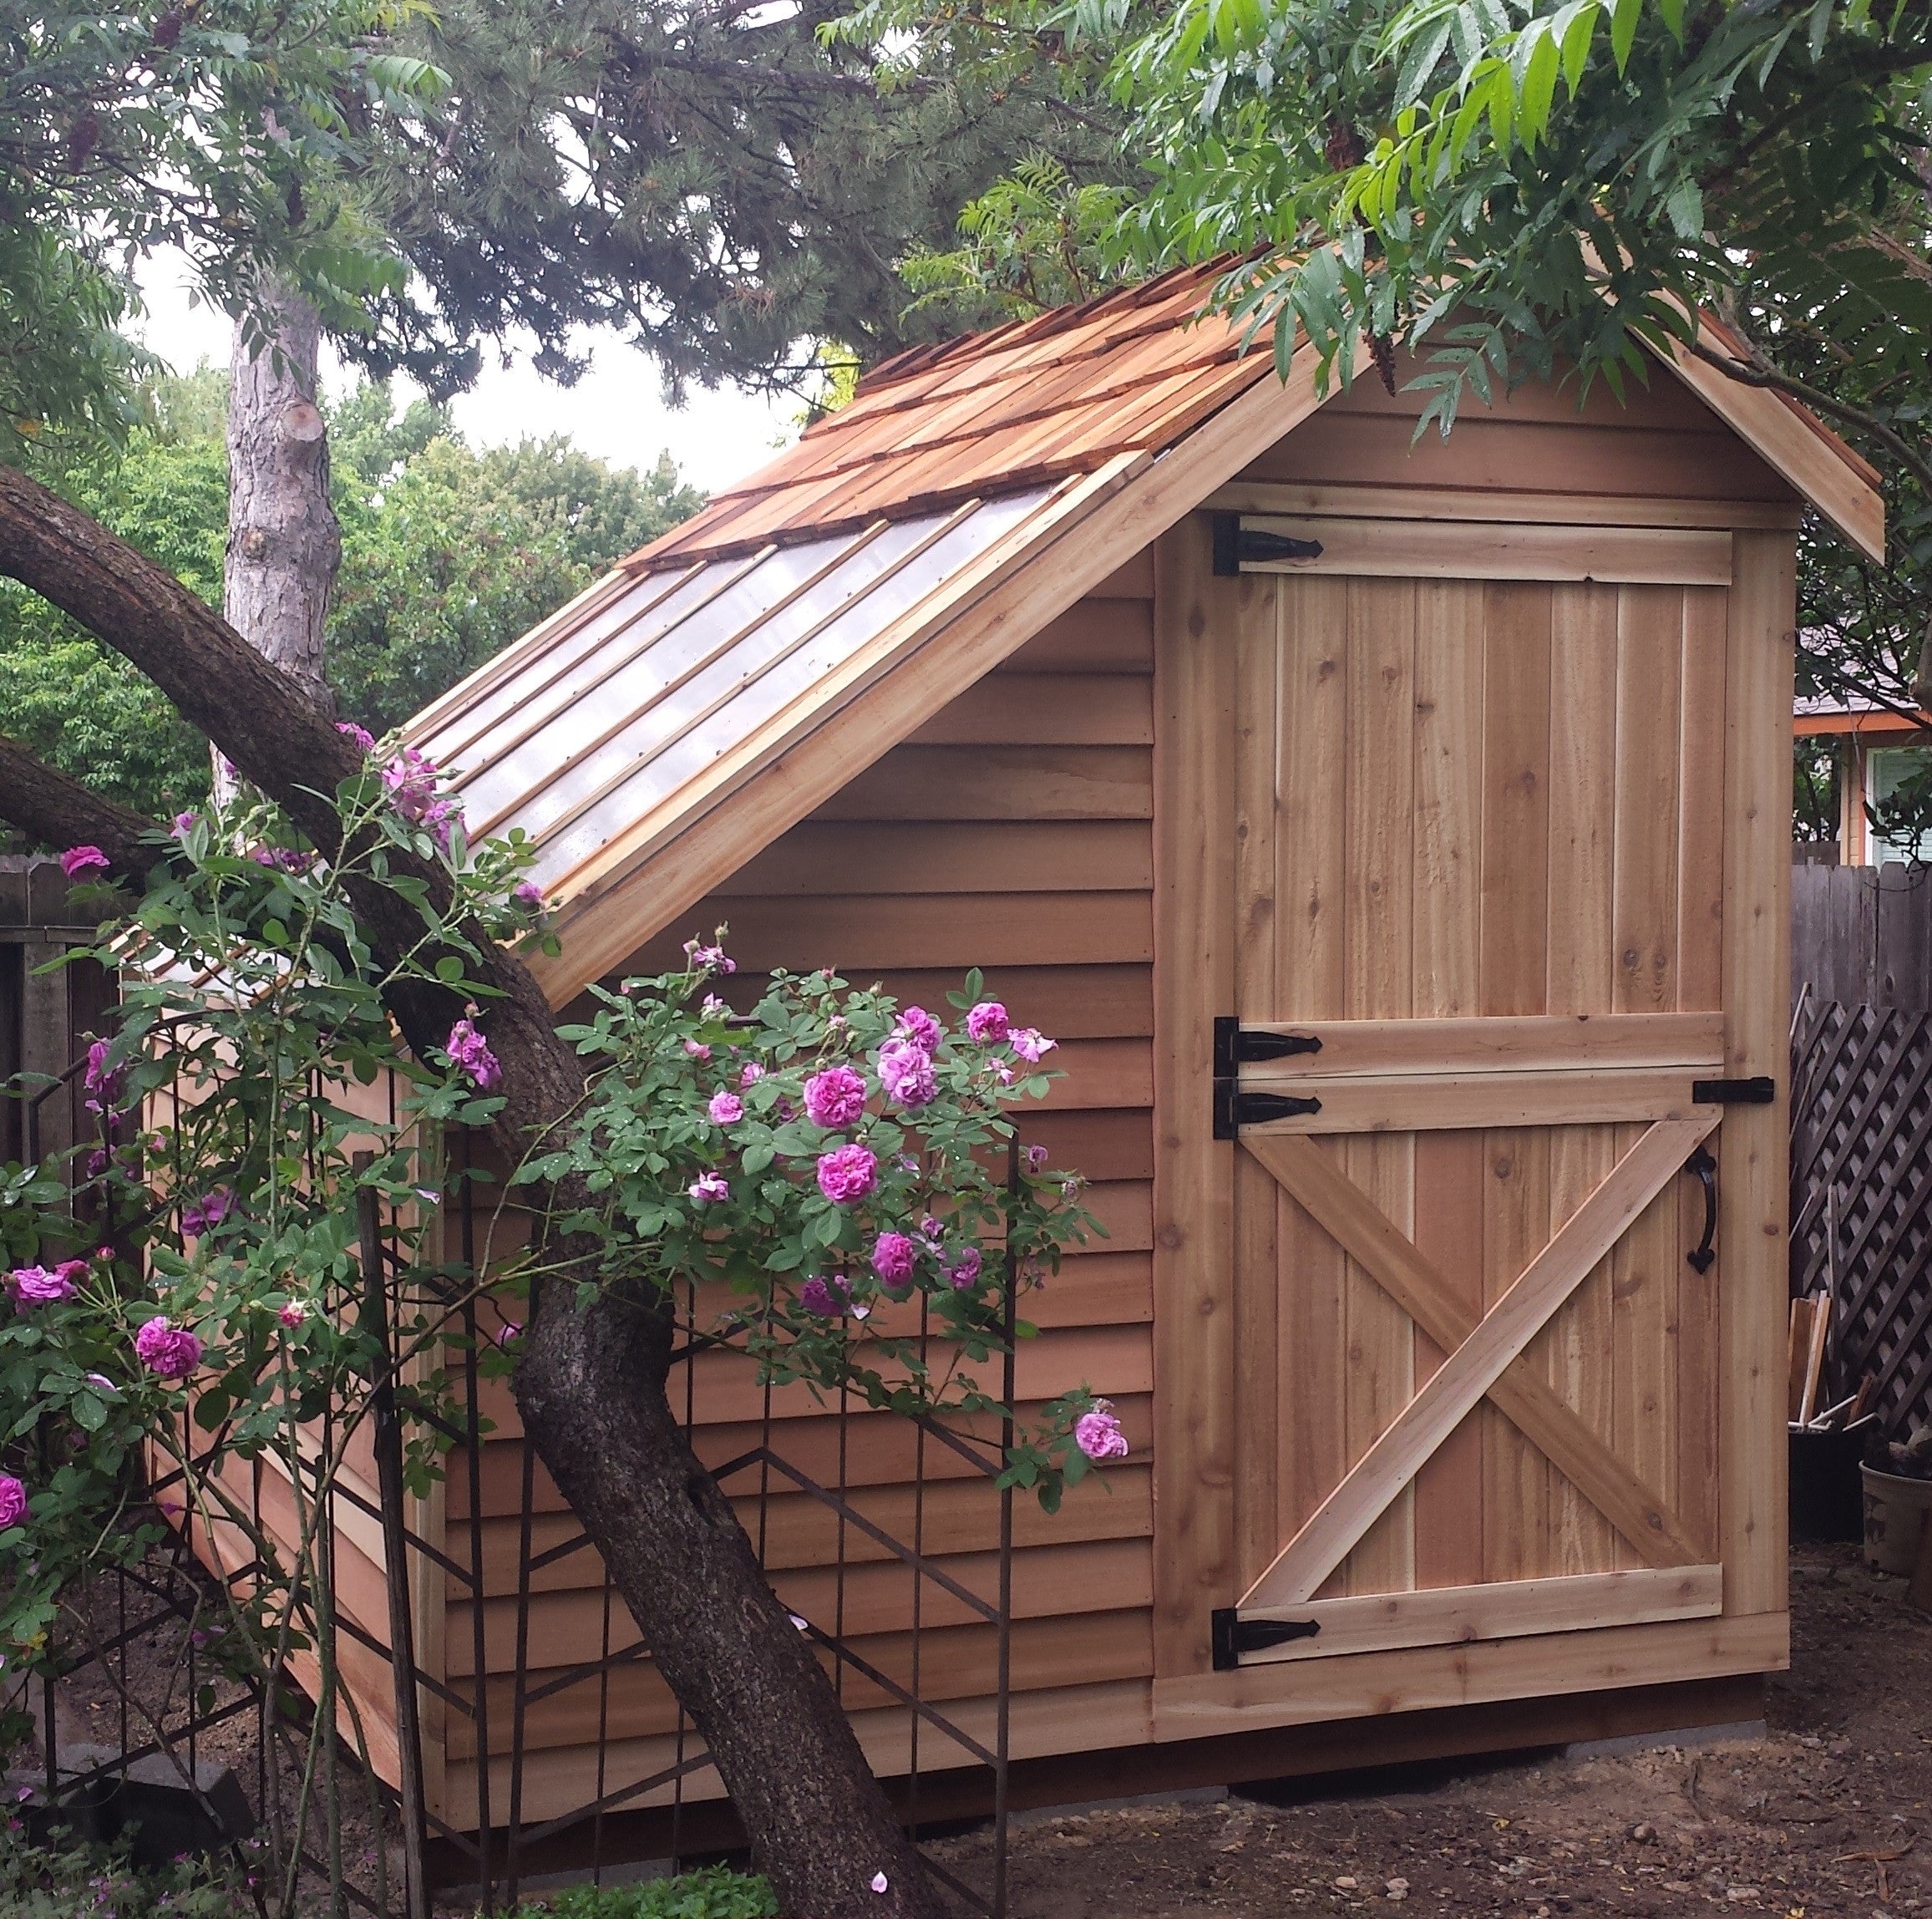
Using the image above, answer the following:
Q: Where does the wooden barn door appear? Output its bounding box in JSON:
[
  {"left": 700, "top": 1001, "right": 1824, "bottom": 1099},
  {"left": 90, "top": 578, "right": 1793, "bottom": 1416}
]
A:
[{"left": 1152, "top": 528, "right": 1794, "bottom": 1697}]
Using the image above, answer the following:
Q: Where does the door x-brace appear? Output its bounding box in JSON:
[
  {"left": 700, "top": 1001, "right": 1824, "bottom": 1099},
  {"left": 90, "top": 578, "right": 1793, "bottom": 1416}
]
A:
[{"left": 1239, "top": 1114, "right": 1719, "bottom": 1610}]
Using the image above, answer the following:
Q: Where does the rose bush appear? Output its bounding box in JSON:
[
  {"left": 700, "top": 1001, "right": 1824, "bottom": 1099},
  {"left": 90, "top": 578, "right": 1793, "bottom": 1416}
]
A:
[
  {"left": 529, "top": 957, "right": 1106, "bottom": 1500},
  {"left": 0, "top": 727, "right": 1118, "bottom": 1883}
]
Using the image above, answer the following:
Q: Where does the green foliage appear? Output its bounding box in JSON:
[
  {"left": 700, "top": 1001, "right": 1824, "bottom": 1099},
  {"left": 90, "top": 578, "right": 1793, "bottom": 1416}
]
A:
[
  {"left": 0, "top": 371, "right": 229, "bottom": 815},
  {"left": 900, "top": 155, "right": 1137, "bottom": 329},
  {"left": 0, "top": 230, "right": 152, "bottom": 464},
  {"left": 366, "top": 0, "right": 1126, "bottom": 396},
  {"left": 327, "top": 400, "right": 704, "bottom": 734},
  {"left": 0, "top": 1820, "right": 248, "bottom": 1919},
  {"left": 1059, "top": 0, "right": 1932, "bottom": 435},
  {"left": 523, "top": 1864, "right": 778, "bottom": 1919},
  {"left": 0, "top": 0, "right": 439, "bottom": 456},
  {"left": 0, "top": 375, "right": 702, "bottom": 816},
  {"left": 1793, "top": 736, "right": 1840, "bottom": 847}
]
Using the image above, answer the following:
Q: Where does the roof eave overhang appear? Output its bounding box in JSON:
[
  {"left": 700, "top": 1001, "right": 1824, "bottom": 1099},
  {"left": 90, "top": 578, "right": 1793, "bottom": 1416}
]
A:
[{"left": 1651, "top": 320, "right": 1884, "bottom": 564}]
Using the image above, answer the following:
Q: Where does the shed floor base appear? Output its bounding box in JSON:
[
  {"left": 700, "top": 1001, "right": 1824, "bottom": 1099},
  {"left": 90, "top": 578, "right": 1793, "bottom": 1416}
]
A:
[{"left": 423, "top": 1672, "right": 1767, "bottom": 1894}]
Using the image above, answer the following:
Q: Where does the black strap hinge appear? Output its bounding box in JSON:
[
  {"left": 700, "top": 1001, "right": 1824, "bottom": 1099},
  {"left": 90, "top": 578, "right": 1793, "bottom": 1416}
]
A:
[
  {"left": 1212, "top": 513, "right": 1326, "bottom": 576},
  {"left": 1213, "top": 1015, "right": 1322, "bottom": 1078},
  {"left": 1691, "top": 1075, "right": 1776, "bottom": 1104},
  {"left": 1212, "top": 1608, "right": 1321, "bottom": 1670},
  {"left": 1214, "top": 1084, "right": 1324, "bottom": 1140}
]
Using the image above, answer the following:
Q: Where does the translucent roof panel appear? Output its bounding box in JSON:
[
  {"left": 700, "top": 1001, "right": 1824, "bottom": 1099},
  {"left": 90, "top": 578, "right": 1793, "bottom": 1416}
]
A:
[{"left": 411, "top": 490, "right": 1062, "bottom": 897}]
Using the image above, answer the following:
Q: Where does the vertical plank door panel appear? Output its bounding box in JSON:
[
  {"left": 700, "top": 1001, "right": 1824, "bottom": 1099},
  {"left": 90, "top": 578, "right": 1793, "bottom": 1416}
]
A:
[
  {"left": 1480, "top": 582, "right": 1555, "bottom": 1578},
  {"left": 1151, "top": 519, "right": 1241, "bottom": 1677},
  {"left": 1545, "top": 583, "right": 1620, "bottom": 1574},
  {"left": 1342, "top": 580, "right": 1419, "bottom": 1595},
  {"left": 1411, "top": 584, "right": 1488, "bottom": 1590},
  {"left": 1276, "top": 577, "right": 1352, "bottom": 1570},
  {"left": 1231, "top": 574, "right": 1283, "bottom": 1592}
]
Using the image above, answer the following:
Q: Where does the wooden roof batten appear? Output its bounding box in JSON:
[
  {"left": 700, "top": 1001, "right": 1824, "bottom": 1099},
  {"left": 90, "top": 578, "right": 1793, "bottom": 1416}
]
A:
[{"left": 402, "top": 261, "right": 1884, "bottom": 1007}]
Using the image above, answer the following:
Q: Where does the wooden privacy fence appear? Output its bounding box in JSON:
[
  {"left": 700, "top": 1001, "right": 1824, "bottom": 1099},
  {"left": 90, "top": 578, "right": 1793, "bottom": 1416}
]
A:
[
  {"left": 0, "top": 853, "right": 117, "bottom": 1168},
  {"left": 1792, "top": 861, "right": 1932, "bottom": 1013},
  {"left": 1790, "top": 993, "right": 1932, "bottom": 1439}
]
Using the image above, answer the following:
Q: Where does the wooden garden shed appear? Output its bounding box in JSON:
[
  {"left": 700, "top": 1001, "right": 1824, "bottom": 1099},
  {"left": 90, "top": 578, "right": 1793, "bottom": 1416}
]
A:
[{"left": 340, "top": 262, "right": 1889, "bottom": 1841}]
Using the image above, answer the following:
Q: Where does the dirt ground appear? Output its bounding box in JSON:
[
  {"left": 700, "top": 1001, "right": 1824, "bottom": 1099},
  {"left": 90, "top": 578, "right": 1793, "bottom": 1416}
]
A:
[
  {"left": 930, "top": 1542, "right": 1932, "bottom": 1918},
  {"left": 30, "top": 1539, "right": 1932, "bottom": 1914}
]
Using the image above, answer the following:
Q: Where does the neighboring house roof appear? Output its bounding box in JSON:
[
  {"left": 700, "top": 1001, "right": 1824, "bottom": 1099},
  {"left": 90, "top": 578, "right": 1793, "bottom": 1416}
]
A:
[
  {"left": 1795, "top": 691, "right": 1932, "bottom": 739},
  {"left": 408, "top": 262, "right": 1888, "bottom": 1006}
]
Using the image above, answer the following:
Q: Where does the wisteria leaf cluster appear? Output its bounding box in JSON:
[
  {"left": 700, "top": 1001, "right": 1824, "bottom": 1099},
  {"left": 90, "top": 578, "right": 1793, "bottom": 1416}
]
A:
[{"left": 1111, "top": 0, "right": 1932, "bottom": 442}]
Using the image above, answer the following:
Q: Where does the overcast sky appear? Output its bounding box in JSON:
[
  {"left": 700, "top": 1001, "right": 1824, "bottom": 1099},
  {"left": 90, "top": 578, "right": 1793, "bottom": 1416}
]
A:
[{"left": 131, "top": 253, "right": 799, "bottom": 498}]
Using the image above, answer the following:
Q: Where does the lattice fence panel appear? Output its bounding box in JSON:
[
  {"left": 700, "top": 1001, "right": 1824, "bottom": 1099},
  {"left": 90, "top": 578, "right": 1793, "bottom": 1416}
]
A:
[{"left": 1791, "top": 998, "right": 1932, "bottom": 1438}]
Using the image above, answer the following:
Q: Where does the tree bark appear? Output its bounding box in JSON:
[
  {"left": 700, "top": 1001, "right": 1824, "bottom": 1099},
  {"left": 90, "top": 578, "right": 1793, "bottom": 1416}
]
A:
[
  {"left": 0, "top": 738, "right": 161, "bottom": 881},
  {"left": 0, "top": 465, "right": 944, "bottom": 1919},
  {"left": 219, "top": 282, "right": 340, "bottom": 799}
]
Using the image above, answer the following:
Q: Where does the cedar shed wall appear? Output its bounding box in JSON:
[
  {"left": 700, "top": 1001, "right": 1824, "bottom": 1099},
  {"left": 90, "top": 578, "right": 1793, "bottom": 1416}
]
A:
[
  {"left": 431, "top": 561, "right": 1164, "bottom": 1830},
  {"left": 426, "top": 361, "right": 1804, "bottom": 1828}
]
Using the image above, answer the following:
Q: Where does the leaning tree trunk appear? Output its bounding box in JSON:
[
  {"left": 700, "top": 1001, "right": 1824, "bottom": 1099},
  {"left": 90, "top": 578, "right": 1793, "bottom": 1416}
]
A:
[
  {"left": 0, "top": 465, "right": 946, "bottom": 1919},
  {"left": 217, "top": 282, "right": 340, "bottom": 798}
]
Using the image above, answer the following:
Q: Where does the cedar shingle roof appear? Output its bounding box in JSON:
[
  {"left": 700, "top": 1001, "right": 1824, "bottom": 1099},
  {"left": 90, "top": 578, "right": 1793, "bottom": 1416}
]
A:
[{"left": 626, "top": 261, "right": 1265, "bottom": 568}]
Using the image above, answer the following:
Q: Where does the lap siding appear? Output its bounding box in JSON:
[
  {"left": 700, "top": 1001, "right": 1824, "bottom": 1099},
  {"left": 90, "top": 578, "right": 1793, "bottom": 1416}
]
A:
[{"left": 438, "top": 586, "right": 1159, "bottom": 1810}]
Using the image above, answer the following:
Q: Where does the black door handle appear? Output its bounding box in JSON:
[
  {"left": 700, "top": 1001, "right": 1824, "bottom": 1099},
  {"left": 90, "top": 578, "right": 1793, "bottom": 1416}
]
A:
[{"left": 1685, "top": 1145, "right": 1716, "bottom": 1273}]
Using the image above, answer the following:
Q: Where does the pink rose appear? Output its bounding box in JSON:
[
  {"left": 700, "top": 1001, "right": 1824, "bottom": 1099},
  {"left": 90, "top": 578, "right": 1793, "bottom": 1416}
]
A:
[
  {"left": 134, "top": 1317, "right": 203, "bottom": 1381},
  {"left": 684, "top": 1038, "right": 712, "bottom": 1060},
  {"left": 895, "top": 1007, "right": 942, "bottom": 1053},
  {"left": 277, "top": 1302, "right": 307, "bottom": 1329},
  {"left": 1075, "top": 1400, "right": 1131, "bottom": 1461},
  {"left": 804, "top": 1065, "right": 868, "bottom": 1130},
  {"left": 1023, "top": 1144, "right": 1049, "bottom": 1173},
  {"left": 689, "top": 1171, "right": 730, "bottom": 1204},
  {"left": 180, "top": 1188, "right": 232, "bottom": 1236},
  {"left": 799, "top": 1275, "right": 847, "bottom": 1316},
  {"left": 0, "top": 1475, "right": 25, "bottom": 1530},
  {"left": 816, "top": 1143, "right": 878, "bottom": 1205},
  {"left": 739, "top": 1062, "right": 764, "bottom": 1087},
  {"left": 1009, "top": 1028, "right": 1056, "bottom": 1063},
  {"left": 445, "top": 1018, "right": 501, "bottom": 1090},
  {"left": 946, "top": 1245, "right": 983, "bottom": 1290},
  {"left": 876, "top": 1041, "right": 936, "bottom": 1112},
  {"left": 83, "top": 1038, "right": 123, "bottom": 1114},
  {"left": 335, "top": 721, "right": 377, "bottom": 752},
  {"left": 966, "top": 1001, "right": 1009, "bottom": 1045},
  {"left": 8, "top": 1264, "right": 75, "bottom": 1306},
  {"left": 382, "top": 749, "right": 463, "bottom": 848},
  {"left": 59, "top": 845, "right": 110, "bottom": 881},
  {"left": 707, "top": 1091, "right": 744, "bottom": 1124},
  {"left": 870, "top": 1232, "right": 917, "bottom": 1286},
  {"left": 513, "top": 880, "right": 544, "bottom": 910}
]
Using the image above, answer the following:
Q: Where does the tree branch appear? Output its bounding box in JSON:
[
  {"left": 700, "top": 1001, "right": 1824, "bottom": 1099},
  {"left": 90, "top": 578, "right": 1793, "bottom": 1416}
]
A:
[
  {"left": 1685, "top": 334, "right": 1932, "bottom": 506},
  {"left": 0, "top": 736, "right": 165, "bottom": 885}
]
